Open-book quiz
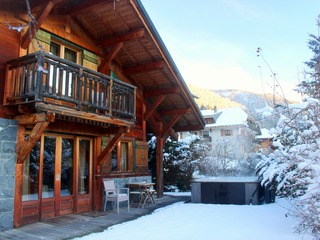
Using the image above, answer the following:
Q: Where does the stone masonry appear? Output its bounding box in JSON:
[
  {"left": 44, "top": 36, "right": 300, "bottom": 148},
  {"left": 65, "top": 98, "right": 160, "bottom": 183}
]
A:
[{"left": 0, "top": 119, "right": 17, "bottom": 231}]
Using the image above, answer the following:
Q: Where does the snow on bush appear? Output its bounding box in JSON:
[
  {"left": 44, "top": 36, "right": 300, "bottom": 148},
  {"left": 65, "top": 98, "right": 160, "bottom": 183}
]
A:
[{"left": 256, "top": 98, "right": 320, "bottom": 238}]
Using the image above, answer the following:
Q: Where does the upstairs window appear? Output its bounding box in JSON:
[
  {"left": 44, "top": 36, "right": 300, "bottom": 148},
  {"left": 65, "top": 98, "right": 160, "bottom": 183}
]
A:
[
  {"left": 205, "top": 118, "right": 214, "bottom": 124},
  {"left": 50, "top": 41, "right": 78, "bottom": 63},
  {"left": 221, "top": 129, "right": 233, "bottom": 136}
]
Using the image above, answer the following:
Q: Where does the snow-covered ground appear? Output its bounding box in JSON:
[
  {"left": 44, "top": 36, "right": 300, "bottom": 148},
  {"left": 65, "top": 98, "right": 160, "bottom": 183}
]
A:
[{"left": 74, "top": 194, "right": 312, "bottom": 240}]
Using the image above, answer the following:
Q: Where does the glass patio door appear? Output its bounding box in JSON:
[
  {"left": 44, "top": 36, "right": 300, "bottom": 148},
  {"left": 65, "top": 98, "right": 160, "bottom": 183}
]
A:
[
  {"left": 21, "top": 134, "right": 92, "bottom": 222},
  {"left": 41, "top": 135, "right": 75, "bottom": 218}
]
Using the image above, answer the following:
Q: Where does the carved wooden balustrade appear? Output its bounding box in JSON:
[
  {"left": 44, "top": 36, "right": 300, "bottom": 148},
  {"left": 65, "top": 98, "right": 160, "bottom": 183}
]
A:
[{"left": 4, "top": 51, "right": 136, "bottom": 122}]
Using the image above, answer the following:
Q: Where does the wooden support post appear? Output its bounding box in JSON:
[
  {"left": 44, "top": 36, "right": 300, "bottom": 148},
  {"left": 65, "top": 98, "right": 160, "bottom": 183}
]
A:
[
  {"left": 14, "top": 163, "right": 24, "bottom": 227},
  {"left": 13, "top": 124, "right": 25, "bottom": 227},
  {"left": 94, "top": 136, "right": 102, "bottom": 211},
  {"left": 142, "top": 103, "right": 146, "bottom": 142},
  {"left": 156, "top": 122, "right": 163, "bottom": 198}
]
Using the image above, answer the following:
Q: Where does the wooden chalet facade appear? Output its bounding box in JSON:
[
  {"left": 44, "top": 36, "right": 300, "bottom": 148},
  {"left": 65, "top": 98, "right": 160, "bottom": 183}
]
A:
[{"left": 0, "top": 0, "right": 205, "bottom": 229}]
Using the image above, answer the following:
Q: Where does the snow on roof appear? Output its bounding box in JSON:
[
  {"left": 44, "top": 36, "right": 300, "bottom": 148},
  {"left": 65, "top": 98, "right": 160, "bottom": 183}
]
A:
[
  {"left": 202, "top": 108, "right": 248, "bottom": 127},
  {"left": 256, "top": 128, "right": 272, "bottom": 139}
]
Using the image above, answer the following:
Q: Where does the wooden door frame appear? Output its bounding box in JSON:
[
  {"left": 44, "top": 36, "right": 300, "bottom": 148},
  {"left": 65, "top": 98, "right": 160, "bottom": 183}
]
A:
[{"left": 19, "top": 132, "right": 94, "bottom": 225}]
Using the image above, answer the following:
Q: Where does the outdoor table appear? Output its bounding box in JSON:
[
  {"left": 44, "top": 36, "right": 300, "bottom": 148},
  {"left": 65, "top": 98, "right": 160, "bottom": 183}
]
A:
[{"left": 127, "top": 182, "right": 156, "bottom": 208}]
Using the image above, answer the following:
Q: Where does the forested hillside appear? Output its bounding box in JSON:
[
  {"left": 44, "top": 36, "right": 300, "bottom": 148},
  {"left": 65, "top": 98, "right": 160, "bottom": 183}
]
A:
[
  {"left": 188, "top": 84, "right": 285, "bottom": 129},
  {"left": 187, "top": 84, "right": 243, "bottom": 110}
]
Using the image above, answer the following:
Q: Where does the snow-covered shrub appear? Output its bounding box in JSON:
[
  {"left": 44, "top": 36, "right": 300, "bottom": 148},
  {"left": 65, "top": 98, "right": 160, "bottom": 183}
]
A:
[
  {"left": 256, "top": 98, "right": 320, "bottom": 238},
  {"left": 148, "top": 134, "right": 212, "bottom": 191}
]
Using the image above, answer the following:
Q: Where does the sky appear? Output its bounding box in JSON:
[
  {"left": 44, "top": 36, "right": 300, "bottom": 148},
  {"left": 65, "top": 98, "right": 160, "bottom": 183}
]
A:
[
  {"left": 74, "top": 195, "right": 313, "bottom": 240},
  {"left": 140, "top": 0, "right": 320, "bottom": 101}
]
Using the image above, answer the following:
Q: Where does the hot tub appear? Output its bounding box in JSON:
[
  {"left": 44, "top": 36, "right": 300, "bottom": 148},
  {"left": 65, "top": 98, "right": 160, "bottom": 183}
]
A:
[{"left": 191, "top": 177, "right": 261, "bottom": 205}]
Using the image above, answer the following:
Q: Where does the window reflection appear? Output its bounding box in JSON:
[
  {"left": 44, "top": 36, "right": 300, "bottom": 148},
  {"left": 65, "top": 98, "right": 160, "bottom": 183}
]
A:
[
  {"left": 78, "top": 139, "right": 90, "bottom": 194},
  {"left": 42, "top": 136, "right": 55, "bottom": 198},
  {"left": 22, "top": 140, "right": 40, "bottom": 201},
  {"left": 61, "top": 138, "right": 74, "bottom": 196}
]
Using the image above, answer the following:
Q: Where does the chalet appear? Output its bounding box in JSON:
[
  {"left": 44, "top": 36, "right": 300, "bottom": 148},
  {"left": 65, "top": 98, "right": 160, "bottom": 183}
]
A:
[
  {"left": 0, "top": 0, "right": 205, "bottom": 230},
  {"left": 180, "top": 108, "right": 260, "bottom": 159}
]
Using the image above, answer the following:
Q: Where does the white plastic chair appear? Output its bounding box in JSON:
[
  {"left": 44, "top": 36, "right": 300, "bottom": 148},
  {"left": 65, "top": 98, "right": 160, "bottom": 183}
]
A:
[{"left": 103, "top": 179, "right": 129, "bottom": 214}]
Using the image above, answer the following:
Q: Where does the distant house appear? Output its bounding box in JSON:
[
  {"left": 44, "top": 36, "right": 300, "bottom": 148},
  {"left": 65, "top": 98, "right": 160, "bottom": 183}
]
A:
[
  {"left": 180, "top": 107, "right": 261, "bottom": 159},
  {"left": 255, "top": 128, "right": 273, "bottom": 153}
]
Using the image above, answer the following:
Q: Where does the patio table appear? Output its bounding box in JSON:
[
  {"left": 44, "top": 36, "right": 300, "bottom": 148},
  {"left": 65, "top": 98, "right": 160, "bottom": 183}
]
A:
[{"left": 127, "top": 182, "right": 156, "bottom": 208}]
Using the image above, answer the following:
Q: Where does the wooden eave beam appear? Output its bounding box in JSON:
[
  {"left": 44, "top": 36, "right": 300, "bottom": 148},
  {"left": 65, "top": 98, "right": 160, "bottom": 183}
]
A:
[
  {"left": 71, "top": 16, "right": 96, "bottom": 41},
  {"left": 100, "top": 28, "right": 145, "bottom": 47},
  {"left": 159, "top": 107, "right": 191, "bottom": 116},
  {"left": 144, "top": 95, "right": 165, "bottom": 120},
  {"left": 66, "top": 0, "right": 114, "bottom": 16},
  {"left": 130, "top": 1, "right": 205, "bottom": 130},
  {"left": 96, "top": 126, "right": 128, "bottom": 168},
  {"left": 108, "top": 60, "right": 143, "bottom": 90},
  {"left": 144, "top": 86, "right": 179, "bottom": 98},
  {"left": 123, "top": 60, "right": 164, "bottom": 75},
  {"left": 21, "top": 1, "right": 55, "bottom": 49},
  {"left": 173, "top": 124, "right": 203, "bottom": 132},
  {"left": 98, "top": 42, "right": 123, "bottom": 72}
]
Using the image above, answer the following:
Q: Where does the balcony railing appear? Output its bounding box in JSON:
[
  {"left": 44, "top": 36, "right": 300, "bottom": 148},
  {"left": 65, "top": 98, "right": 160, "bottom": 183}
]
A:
[{"left": 4, "top": 51, "right": 136, "bottom": 121}]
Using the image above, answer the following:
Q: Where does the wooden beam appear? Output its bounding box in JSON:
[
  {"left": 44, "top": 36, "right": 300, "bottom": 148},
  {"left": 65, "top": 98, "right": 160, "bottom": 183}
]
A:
[
  {"left": 161, "top": 114, "right": 181, "bottom": 138},
  {"left": 13, "top": 125, "right": 25, "bottom": 227},
  {"left": 36, "top": 102, "right": 135, "bottom": 127},
  {"left": 71, "top": 16, "right": 96, "bottom": 40},
  {"left": 16, "top": 121, "right": 50, "bottom": 163},
  {"left": 100, "top": 28, "right": 145, "bottom": 47},
  {"left": 144, "top": 95, "right": 165, "bottom": 120},
  {"left": 159, "top": 107, "right": 191, "bottom": 116},
  {"left": 173, "top": 124, "right": 203, "bottom": 132},
  {"left": 169, "top": 128, "right": 178, "bottom": 141},
  {"left": 123, "top": 60, "right": 164, "bottom": 75},
  {"left": 40, "top": 22, "right": 102, "bottom": 56},
  {"left": 14, "top": 112, "right": 55, "bottom": 125},
  {"left": 144, "top": 86, "right": 180, "bottom": 97},
  {"left": 96, "top": 126, "right": 128, "bottom": 169},
  {"left": 21, "top": 1, "right": 55, "bottom": 49},
  {"left": 66, "top": 0, "right": 114, "bottom": 16},
  {"left": 155, "top": 122, "right": 163, "bottom": 198},
  {"left": 98, "top": 42, "right": 123, "bottom": 72},
  {"left": 108, "top": 60, "right": 143, "bottom": 90}
]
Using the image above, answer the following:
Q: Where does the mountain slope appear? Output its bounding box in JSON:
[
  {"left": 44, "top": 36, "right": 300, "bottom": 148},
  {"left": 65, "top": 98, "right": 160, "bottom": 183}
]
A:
[
  {"left": 188, "top": 84, "right": 283, "bottom": 129},
  {"left": 187, "top": 84, "right": 244, "bottom": 110}
]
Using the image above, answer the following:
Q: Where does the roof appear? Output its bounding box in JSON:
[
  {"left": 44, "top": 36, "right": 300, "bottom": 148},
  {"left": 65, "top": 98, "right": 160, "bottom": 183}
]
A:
[
  {"left": 255, "top": 128, "right": 273, "bottom": 139},
  {"left": 5, "top": 0, "right": 205, "bottom": 136},
  {"left": 202, "top": 108, "right": 249, "bottom": 127}
]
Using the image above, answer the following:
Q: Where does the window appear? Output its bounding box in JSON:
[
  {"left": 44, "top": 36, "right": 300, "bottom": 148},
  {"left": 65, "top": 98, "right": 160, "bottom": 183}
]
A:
[
  {"left": 221, "top": 129, "right": 233, "bottom": 136},
  {"left": 50, "top": 41, "right": 78, "bottom": 63},
  {"left": 205, "top": 118, "right": 214, "bottom": 124},
  {"left": 48, "top": 40, "right": 80, "bottom": 97},
  {"left": 203, "top": 131, "right": 210, "bottom": 137},
  {"left": 22, "top": 140, "right": 40, "bottom": 201},
  {"left": 111, "top": 141, "right": 132, "bottom": 172}
]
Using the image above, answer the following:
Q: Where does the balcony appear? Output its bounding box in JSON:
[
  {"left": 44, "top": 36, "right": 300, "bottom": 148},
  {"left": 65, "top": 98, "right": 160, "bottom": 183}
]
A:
[{"left": 4, "top": 51, "right": 136, "bottom": 125}]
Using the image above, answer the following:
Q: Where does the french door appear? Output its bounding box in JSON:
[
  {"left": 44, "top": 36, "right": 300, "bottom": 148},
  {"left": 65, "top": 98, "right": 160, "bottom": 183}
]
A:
[{"left": 21, "top": 133, "right": 92, "bottom": 223}]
